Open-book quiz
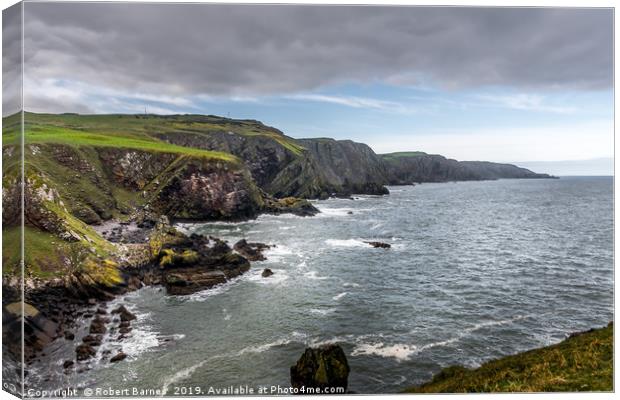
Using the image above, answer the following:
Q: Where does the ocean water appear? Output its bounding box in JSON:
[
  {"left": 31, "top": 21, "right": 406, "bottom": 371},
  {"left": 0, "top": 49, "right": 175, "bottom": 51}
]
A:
[{"left": 28, "top": 177, "right": 613, "bottom": 394}]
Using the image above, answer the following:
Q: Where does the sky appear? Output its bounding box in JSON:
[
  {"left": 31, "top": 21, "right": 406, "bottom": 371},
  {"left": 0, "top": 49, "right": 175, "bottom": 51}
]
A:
[{"left": 2, "top": 4, "right": 614, "bottom": 172}]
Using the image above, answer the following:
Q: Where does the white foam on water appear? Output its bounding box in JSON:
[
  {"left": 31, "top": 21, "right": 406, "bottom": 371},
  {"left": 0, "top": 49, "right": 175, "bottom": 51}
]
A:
[
  {"left": 304, "top": 271, "right": 329, "bottom": 280},
  {"left": 332, "top": 292, "right": 348, "bottom": 301},
  {"left": 263, "top": 245, "right": 294, "bottom": 262},
  {"left": 467, "top": 315, "right": 530, "bottom": 333},
  {"left": 247, "top": 268, "right": 289, "bottom": 285},
  {"left": 161, "top": 331, "right": 308, "bottom": 394},
  {"left": 317, "top": 208, "right": 355, "bottom": 217},
  {"left": 351, "top": 342, "right": 417, "bottom": 362},
  {"left": 418, "top": 336, "right": 460, "bottom": 351},
  {"left": 236, "top": 337, "right": 293, "bottom": 356},
  {"left": 325, "top": 239, "right": 368, "bottom": 248},
  {"left": 185, "top": 275, "right": 246, "bottom": 302},
  {"left": 309, "top": 308, "right": 337, "bottom": 316},
  {"left": 342, "top": 282, "right": 361, "bottom": 288}
]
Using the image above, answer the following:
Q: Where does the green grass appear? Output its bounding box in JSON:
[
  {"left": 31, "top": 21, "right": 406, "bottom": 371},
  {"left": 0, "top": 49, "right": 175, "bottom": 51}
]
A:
[
  {"left": 3, "top": 226, "right": 72, "bottom": 279},
  {"left": 406, "top": 323, "right": 613, "bottom": 393},
  {"left": 3, "top": 112, "right": 304, "bottom": 158},
  {"left": 380, "top": 151, "right": 427, "bottom": 160},
  {"left": 12, "top": 124, "right": 238, "bottom": 162}
]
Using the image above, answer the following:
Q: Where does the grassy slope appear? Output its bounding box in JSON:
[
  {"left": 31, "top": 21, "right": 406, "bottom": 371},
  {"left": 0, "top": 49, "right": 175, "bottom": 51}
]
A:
[
  {"left": 380, "top": 151, "right": 428, "bottom": 161},
  {"left": 3, "top": 112, "right": 304, "bottom": 157},
  {"left": 407, "top": 323, "right": 613, "bottom": 393},
  {"left": 1, "top": 112, "right": 304, "bottom": 280}
]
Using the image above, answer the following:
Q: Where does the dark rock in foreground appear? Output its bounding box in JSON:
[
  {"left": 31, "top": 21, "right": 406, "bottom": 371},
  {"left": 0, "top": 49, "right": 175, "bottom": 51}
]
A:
[
  {"left": 261, "top": 268, "right": 274, "bottom": 278},
  {"left": 290, "top": 344, "right": 350, "bottom": 393},
  {"left": 110, "top": 352, "right": 127, "bottom": 363},
  {"left": 365, "top": 241, "right": 391, "bottom": 249}
]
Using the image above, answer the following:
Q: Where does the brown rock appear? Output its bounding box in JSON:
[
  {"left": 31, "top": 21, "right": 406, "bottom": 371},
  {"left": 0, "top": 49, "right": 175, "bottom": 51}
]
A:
[
  {"left": 110, "top": 352, "right": 127, "bottom": 363},
  {"left": 75, "top": 344, "right": 96, "bottom": 361}
]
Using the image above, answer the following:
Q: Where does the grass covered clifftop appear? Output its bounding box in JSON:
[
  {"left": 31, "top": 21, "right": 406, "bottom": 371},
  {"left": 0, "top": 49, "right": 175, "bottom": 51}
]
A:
[{"left": 406, "top": 323, "right": 613, "bottom": 393}]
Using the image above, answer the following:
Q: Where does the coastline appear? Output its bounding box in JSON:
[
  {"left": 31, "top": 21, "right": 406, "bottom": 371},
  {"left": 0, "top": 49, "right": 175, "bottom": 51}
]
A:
[{"left": 406, "top": 323, "right": 613, "bottom": 393}]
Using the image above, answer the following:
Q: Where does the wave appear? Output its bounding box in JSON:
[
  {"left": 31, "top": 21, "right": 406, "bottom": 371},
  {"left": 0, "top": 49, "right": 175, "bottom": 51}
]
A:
[
  {"left": 162, "top": 332, "right": 309, "bottom": 393},
  {"left": 351, "top": 343, "right": 417, "bottom": 362},
  {"left": 351, "top": 315, "right": 533, "bottom": 362},
  {"left": 263, "top": 245, "right": 294, "bottom": 262},
  {"left": 185, "top": 275, "right": 246, "bottom": 302},
  {"left": 309, "top": 308, "right": 337, "bottom": 316},
  {"left": 332, "top": 292, "right": 348, "bottom": 301},
  {"left": 304, "top": 271, "right": 329, "bottom": 280},
  {"left": 247, "top": 268, "right": 289, "bottom": 285},
  {"left": 325, "top": 239, "right": 368, "bottom": 248}
]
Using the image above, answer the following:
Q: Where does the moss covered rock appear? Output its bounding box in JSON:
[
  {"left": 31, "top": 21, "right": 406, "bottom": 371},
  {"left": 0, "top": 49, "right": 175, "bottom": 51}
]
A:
[{"left": 290, "top": 344, "right": 350, "bottom": 393}]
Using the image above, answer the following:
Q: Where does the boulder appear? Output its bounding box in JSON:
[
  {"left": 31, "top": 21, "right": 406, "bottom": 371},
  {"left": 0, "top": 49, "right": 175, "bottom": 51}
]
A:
[
  {"left": 112, "top": 305, "right": 136, "bottom": 322},
  {"left": 89, "top": 317, "right": 107, "bottom": 334},
  {"left": 262, "top": 268, "right": 274, "bottom": 278},
  {"left": 82, "top": 334, "right": 102, "bottom": 346},
  {"left": 290, "top": 344, "right": 350, "bottom": 392},
  {"left": 75, "top": 344, "right": 96, "bottom": 361},
  {"left": 110, "top": 352, "right": 127, "bottom": 363},
  {"left": 63, "top": 360, "right": 74, "bottom": 369}
]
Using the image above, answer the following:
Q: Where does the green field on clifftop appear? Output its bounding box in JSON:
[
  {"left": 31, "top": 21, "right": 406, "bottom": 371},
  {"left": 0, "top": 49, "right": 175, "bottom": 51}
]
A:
[
  {"left": 406, "top": 323, "right": 613, "bottom": 393},
  {"left": 2, "top": 112, "right": 305, "bottom": 159}
]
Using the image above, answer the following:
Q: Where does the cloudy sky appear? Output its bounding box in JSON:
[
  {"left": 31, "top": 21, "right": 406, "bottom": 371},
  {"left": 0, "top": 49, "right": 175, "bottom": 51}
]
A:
[{"left": 3, "top": 3, "right": 614, "bottom": 170}]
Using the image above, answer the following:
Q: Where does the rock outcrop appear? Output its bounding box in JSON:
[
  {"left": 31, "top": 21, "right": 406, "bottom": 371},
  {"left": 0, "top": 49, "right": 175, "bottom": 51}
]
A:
[
  {"left": 382, "top": 152, "right": 555, "bottom": 184},
  {"left": 290, "top": 344, "right": 350, "bottom": 393},
  {"left": 153, "top": 230, "right": 251, "bottom": 295},
  {"left": 233, "top": 239, "right": 272, "bottom": 261}
]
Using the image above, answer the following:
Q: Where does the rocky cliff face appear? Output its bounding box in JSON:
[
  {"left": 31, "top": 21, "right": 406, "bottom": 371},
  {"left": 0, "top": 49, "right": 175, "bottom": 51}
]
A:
[
  {"left": 295, "top": 138, "right": 390, "bottom": 197},
  {"left": 155, "top": 122, "right": 390, "bottom": 199},
  {"left": 382, "top": 152, "right": 554, "bottom": 184}
]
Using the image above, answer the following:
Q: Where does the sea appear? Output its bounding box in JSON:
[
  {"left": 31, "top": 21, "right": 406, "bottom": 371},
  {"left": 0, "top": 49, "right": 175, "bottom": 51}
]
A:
[{"left": 26, "top": 177, "right": 614, "bottom": 394}]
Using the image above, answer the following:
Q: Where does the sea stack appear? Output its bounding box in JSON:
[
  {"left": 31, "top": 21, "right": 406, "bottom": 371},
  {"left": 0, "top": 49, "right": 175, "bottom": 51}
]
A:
[{"left": 290, "top": 344, "right": 350, "bottom": 393}]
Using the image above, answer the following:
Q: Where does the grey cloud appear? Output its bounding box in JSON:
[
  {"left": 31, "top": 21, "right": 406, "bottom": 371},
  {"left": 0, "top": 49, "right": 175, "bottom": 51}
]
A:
[
  {"left": 19, "top": 4, "right": 613, "bottom": 111},
  {"left": 3, "top": 3, "right": 22, "bottom": 115}
]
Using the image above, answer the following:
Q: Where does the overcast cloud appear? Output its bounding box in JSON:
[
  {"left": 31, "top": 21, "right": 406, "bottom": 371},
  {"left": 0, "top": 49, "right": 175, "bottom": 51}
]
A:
[{"left": 14, "top": 3, "right": 612, "bottom": 113}]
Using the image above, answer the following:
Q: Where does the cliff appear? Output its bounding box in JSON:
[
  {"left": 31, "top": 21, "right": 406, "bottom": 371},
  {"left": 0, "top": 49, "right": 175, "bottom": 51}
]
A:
[
  {"left": 381, "top": 152, "right": 554, "bottom": 184},
  {"left": 2, "top": 112, "right": 553, "bottom": 284}
]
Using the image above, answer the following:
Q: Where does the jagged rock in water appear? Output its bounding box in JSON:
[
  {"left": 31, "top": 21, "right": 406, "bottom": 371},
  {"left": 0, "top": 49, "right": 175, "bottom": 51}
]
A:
[
  {"left": 262, "top": 268, "right": 274, "bottom": 278},
  {"left": 263, "top": 196, "right": 319, "bottom": 217},
  {"left": 111, "top": 305, "right": 136, "bottom": 322},
  {"left": 156, "top": 232, "right": 251, "bottom": 295},
  {"left": 364, "top": 241, "right": 391, "bottom": 249},
  {"left": 234, "top": 239, "right": 272, "bottom": 261},
  {"left": 290, "top": 344, "right": 350, "bottom": 393}
]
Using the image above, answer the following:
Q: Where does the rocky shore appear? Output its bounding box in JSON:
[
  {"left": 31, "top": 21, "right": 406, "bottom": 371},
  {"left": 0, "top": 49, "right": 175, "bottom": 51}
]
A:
[{"left": 3, "top": 212, "right": 282, "bottom": 373}]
